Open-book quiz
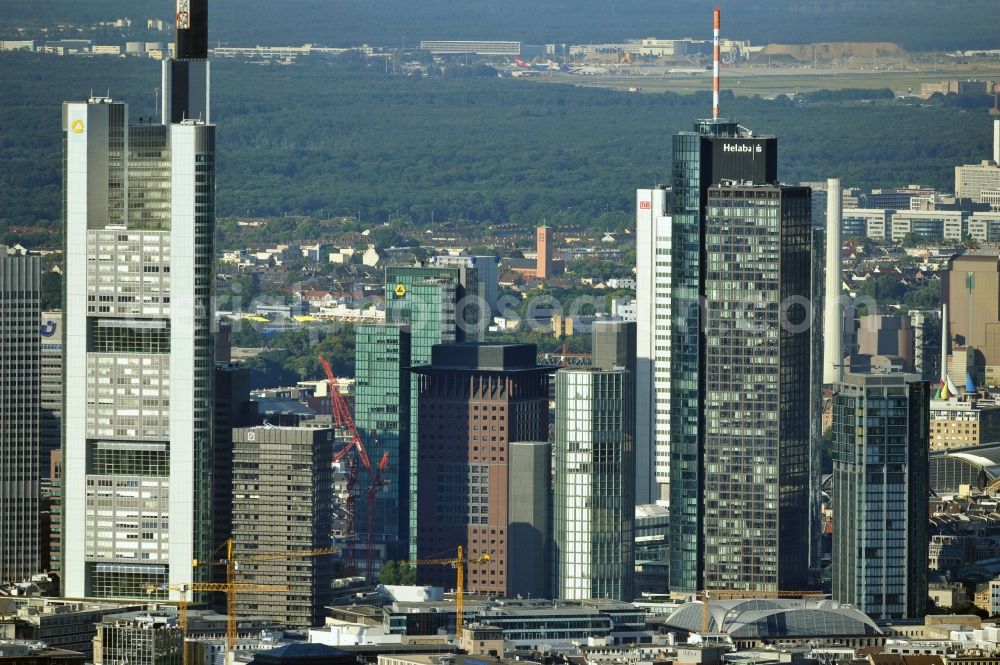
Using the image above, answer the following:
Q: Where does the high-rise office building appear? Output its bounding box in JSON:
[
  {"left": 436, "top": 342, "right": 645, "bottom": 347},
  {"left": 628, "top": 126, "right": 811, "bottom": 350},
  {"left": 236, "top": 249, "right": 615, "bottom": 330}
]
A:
[
  {"left": 354, "top": 323, "right": 411, "bottom": 562},
  {"left": 231, "top": 426, "right": 334, "bottom": 626},
  {"left": 636, "top": 186, "right": 673, "bottom": 506},
  {"left": 942, "top": 250, "right": 1000, "bottom": 385},
  {"left": 0, "top": 247, "right": 41, "bottom": 582},
  {"left": 592, "top": 320, "right": 637, "bottom": 374},
  {"left": 40, "top": 311, "right": 62, "bottom": 482},
  {"left": 832, "top": 374, "right": 929, "bottom": 620},
  {"left": 39, "top": 311, "right": 63, "bottom": 574},
  {"left": 431, "top": 255, "right": 501, "bottom": 315},
  {"left": 808, "top": 227, "right": 826, "bottom": 575},
  {"left": 702, "top": 183, "right": 812, "bottom": 593},
  {"left": 211, "top": 362, "right": 256, "bottom": 604},
  {"left": 62, "top": 0, "right": 215, "bottom": 599},
  {"left": 48, "top": 451, "right": 64, "bottom": 576},
  {"left": 377, "top": 265, "right": 484, "bottom": 560},
  {"left": 639, "top": 116, "right": 784, "bottom": 595},
  {"left": 412, "top": 343, "right": 549, "bottom": 595},
  {"left": 508, "top": 440, "right": 551, "bottom": 600},
  {"left": 553, "top": 368, "right": 635, "bottom": 600}
]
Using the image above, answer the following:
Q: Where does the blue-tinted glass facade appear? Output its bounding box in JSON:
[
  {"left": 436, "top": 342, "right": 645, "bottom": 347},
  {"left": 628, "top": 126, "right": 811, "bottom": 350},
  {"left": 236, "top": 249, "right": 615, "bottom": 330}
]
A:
[{"left": 354, "top": 323, "right": 411, "bottom": 561}]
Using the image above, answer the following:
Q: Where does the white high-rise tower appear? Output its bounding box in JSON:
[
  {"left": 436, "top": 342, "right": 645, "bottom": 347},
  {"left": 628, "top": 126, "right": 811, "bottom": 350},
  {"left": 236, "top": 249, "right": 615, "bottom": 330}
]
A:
[
  {"left": 823, "top": 178, "right": 844, "bottom": 384},
  {"left": 635, "top": 186, "right": 672, "bottom": 504},
  {"left": 62, "top": 0, "right": 215, "bottom": 599}
]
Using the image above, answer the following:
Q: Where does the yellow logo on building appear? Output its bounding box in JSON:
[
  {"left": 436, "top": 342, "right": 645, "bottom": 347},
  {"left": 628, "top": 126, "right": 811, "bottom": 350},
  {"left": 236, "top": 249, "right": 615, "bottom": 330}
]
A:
[
  {"left": 71, "top": 118, "right": 85, "bottom": 134},
  {"left": 393, "top": 284, "right": 407, "bottom": 298}
]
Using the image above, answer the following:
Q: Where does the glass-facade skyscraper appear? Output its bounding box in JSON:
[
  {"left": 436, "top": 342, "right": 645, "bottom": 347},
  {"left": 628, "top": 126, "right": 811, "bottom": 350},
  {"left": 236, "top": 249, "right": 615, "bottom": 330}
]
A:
[
  {"left": 352, "top": 265, "right": 483, "bottom": 563},
  {"left": 553, "top": 368, "right": 635, "bottom": 600},
  {"left": 702, "top": 183, "right": 812, "bottom": 592},
  {"left": 0, "top": 248, "right": 41, "bottom": 583},
  {"left": 832, "top": 373, "right": 929, "bottom": 619},
  {"left": 639, "top": 116, "right": 814, "bottom": 595},
  {"left": 62, "top": 0, "right": 215, "bottom": 599},
  {"left": 662, "top": 119, "right": 781, "bottom": 594},
  {"left": 354, "top": 323, "right": 411, "bottom": 562}
]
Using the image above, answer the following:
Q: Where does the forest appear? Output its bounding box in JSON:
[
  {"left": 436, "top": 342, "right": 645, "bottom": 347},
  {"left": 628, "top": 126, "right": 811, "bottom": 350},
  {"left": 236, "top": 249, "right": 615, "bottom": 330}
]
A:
[
  {"left": 4, "top": 0, "right": 1000, "bottom": 51},
  {"left": 1, "top": 53, "right": 997, "bottom": 247}
]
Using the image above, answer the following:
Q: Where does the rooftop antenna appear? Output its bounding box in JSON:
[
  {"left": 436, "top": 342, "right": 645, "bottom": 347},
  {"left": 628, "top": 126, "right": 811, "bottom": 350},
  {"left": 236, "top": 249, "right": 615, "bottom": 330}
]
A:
[{"left": 713, "top": 7, "right": 721, "bottom": 119}]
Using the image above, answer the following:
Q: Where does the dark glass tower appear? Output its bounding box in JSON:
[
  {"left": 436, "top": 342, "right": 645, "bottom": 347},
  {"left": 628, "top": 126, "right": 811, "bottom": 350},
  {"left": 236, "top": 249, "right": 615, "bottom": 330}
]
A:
[
  {"left": 353, "top": 323, "right": 411, "bottom": 562},
  {"left": 667, "top": 119, "right": 779, "bottom": 594},
  {"left": 702, "top": 183, "right": 812, "bottom": 592},
  {"left": 163, "top": 0, "right": 210, "bottom": 123}
]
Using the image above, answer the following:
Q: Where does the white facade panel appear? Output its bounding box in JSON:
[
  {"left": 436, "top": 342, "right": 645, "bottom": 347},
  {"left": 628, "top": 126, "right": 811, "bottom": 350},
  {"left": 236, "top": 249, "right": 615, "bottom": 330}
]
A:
[
  {"left": 168, "top": 124, "right": 198, "bottom": 594},
  {"left": 636, "top": 188, "right": 672, "bottom": 505}
]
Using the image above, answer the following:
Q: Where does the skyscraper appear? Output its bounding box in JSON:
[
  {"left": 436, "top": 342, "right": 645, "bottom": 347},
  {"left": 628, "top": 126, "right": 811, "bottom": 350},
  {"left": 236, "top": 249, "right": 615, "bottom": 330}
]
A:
[
  {"left": 508, "top": 440, "right": 551, "bottom": 600},
  {"left": 592, "top": 320, "right": 637, "bottom": 374},
  {"left": 353, "top": 323, "right": 411, "bottom": 561},
  {"left": 832, "top": 374, "right": 929, "bottom": 619},
  {"left": 374, "top": 265, "right": 484, "bottom": 560},
  {"left": 942, "top": 250, "right": 1000, "bottom": 385},
  {"left": 638, "top": 117, "right": 783, "bottom": 595},
  {"left": 62, "top": 0, "right": 215, "bottom": 599},
  {"left": 553, "top": 368, "right": 635, "bottom": 600},
  {"left": 412, "top": 343, "right": 549, "bottom": 595},
  {"left": 635, "top": 68, "right": 817, "bottom": 592},
  {"left": 636, "top": 186, "right": 673, "bottom": 506},
  {"left": 211, "top": 361, "right": 256, "bottom": 605},
  {"left": 0, "top": 247, "right": 41, "bottom": 582},
  {"left": 702, "top": 183, "right": 812, "bottom": 593},
  {"left": 231, "top": 426, "right": 334, "bottom": 626},
  {"left": 40, "top": 311, "right": 63, "bottom": 483}
]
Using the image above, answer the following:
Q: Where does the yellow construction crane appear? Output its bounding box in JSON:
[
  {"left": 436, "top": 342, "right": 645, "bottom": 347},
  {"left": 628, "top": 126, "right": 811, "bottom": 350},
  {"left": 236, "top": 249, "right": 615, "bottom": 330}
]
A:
[
  {"left": 149, "top": 538, "right": 342, "bottom": 657},
  {"left": 144, "top": 581, "right": 287, "bottom": 665},
  {"left": 219, "top": 538, "right": 341, "bottom": 651},
  {"left": 413, "top": 545, "right": 491, "bottom": 635}
]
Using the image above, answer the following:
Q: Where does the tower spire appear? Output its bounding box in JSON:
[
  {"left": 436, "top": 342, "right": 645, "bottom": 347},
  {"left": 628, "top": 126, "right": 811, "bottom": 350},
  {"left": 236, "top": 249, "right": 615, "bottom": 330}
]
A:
[
  {"left": 712, "top": 8, "right": 721, "bottom": 119},
  {"left": 163, "top": 0, "right": 210, "bottom": 124}
]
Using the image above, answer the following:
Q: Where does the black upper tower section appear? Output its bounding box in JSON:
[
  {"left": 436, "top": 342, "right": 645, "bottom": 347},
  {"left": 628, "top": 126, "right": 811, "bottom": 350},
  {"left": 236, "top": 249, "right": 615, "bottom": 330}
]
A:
[{"left": 175, "top": 0, "right": 208, "bottom": 59}]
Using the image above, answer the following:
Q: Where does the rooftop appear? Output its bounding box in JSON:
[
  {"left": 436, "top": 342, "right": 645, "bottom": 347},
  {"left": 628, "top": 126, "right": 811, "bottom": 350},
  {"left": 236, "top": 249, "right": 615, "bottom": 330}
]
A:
[{"left": 664, "top": 599, "right": 880, "bottom": 638}]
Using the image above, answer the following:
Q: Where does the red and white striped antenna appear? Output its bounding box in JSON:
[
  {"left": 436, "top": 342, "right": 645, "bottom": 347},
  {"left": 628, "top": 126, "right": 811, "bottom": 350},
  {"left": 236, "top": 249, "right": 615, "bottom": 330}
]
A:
[{"left": 713, "top": 7, "right": 721, "bottom": 119}]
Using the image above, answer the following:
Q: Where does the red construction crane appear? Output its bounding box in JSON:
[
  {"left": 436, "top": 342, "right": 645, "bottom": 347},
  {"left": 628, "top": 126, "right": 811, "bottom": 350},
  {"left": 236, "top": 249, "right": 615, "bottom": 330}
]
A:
[
  {"left": 320, "top": 355, "right": 370, "bottom": 575},
  {"left": 366, "top": 451, "right": 391, "bottom": 581},
  {"left": 319, "top": 355, "right": 388, "bottom": 581}
]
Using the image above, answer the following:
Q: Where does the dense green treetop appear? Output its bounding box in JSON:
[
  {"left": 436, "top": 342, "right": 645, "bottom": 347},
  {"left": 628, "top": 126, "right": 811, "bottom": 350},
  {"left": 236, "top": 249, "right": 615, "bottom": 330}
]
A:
[
  {"left": 1, "top": 54, "right": 995, "bottom": 247},
  {"left": 4, "top": 0, "right": 999, "bottom": 51}
]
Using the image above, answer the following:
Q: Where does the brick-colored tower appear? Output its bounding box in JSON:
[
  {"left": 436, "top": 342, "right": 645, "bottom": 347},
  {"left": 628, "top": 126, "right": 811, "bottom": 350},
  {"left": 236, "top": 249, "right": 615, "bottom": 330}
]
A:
[
  {"left": 536, "top": 226, "right": 552, "bottom": 279},
  {"left": 413, "top": 344, "right": 549, "bottom": 596}
]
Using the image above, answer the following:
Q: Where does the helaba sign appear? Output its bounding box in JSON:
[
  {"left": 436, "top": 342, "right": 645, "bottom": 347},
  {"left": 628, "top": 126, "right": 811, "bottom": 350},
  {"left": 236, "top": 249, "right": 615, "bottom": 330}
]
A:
[
  {"left": 711, "top": 136, "right": 777, "bottom": 184},
  {"left": 722, "top": 143, "right": 762, "bottom": 154}
]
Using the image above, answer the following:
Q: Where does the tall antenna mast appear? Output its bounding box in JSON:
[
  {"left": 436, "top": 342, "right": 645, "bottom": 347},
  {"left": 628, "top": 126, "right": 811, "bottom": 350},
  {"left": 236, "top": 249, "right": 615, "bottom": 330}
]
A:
[{"left": 713, "top": 7, "right": 721, "bottom": 119}]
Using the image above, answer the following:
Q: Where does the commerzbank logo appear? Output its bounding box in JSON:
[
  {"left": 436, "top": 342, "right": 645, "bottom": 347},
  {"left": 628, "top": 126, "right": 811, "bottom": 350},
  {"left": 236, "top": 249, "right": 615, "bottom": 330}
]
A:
[
  {"left": 71, "top": 118, "right": 85, "bottom": 134},
  {"left": 722, "top": 143, "right": 762, "bottom": 154},
  {"left": 393, "top": 284, "right": 407, "bottom": 298}
]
